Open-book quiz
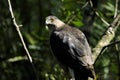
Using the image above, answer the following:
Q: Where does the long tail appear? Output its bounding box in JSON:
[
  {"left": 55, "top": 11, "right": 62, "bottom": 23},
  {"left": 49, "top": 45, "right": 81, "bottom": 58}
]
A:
[
  {"left": 74, "top": 71, "right": 88, "bottom": 80},
  {"left": 69, "top": 68, "right": 95, "bottom": 80},
  {"left": 74, "top": 69, "right": 96, "bottom": 80}
]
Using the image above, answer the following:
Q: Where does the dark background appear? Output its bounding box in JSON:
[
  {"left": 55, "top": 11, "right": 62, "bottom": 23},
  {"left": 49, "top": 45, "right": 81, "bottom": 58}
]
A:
[{"left": 0, "top": 0, "right": 120, "bottom": 80}]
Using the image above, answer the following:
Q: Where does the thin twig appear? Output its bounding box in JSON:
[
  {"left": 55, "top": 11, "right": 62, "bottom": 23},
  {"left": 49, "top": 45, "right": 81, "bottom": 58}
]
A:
[
  {"left": 82, "top": 1, "right": 89, "bottom": 9},
  {"left": 95, "top": 11, "right": 110, "bottom": 26},
  {"left": 67, "top": 15, "right": 76, "bottom": 24},
  {"left": 105, "top": 40, "right": 120, "bottom": 47},
  {"left": 7, "top": 0, "right": 39, "bottom": 80},
  {"left": 66, "top": 10, "right": 79, "bottom": 24},
  {"left": 89, "top": 0, "right": 110, "bottom": 26},
  {"left": 94, "top": 40, "right": 120, "bottom": 63},
  {"left": 8, "top": 0, "right": 32, "bottom": 63},
  {"left": 114, "top": 0, "right": 118, "bottom": 18},
  {"left": 94, "top": 47, "right": 107, "bottom": 64}
]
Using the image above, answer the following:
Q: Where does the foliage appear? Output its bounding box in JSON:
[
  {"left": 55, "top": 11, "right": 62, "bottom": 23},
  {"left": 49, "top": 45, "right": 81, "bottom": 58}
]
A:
[{"left": 0, "top": 0, "right": 120, "bottom": 80}]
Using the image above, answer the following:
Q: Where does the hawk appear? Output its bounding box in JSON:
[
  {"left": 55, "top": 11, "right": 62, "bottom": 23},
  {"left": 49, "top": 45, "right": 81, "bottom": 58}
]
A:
[{"left": 45, "top": 16, "right": 95, "bottom": 80}]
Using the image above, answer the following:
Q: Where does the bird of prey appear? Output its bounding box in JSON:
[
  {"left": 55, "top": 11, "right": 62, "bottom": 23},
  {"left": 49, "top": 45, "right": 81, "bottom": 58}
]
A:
[{"left": 45, "top": 16, "right": 95, "bottom": 80}]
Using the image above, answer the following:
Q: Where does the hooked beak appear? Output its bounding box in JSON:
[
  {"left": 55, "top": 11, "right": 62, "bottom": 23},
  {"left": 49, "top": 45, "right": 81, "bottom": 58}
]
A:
[{"left": 45, "top": 19, "right": 50, "bottom": 30}]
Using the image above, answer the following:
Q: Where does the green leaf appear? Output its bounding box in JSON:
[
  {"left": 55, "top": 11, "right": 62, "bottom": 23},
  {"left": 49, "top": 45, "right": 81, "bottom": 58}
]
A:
[{"left": 72, "top": 21, "right": 83, "bottom": 27}]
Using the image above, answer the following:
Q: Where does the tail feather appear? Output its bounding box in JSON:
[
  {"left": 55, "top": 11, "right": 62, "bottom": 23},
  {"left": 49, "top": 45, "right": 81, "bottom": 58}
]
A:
[
  {"left": 74, "top": 69, "right": 95, "bottom": 80},
  {"left": 74, "top": 71, "right": 88, "bottom": 80},
  {"left": 68, "top": 67, "right": 95, "bottom": 80}
]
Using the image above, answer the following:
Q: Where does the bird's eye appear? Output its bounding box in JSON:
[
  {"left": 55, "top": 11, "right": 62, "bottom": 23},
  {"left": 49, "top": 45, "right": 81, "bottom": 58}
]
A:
[{"left": 50, "top": 18, "right": 54, "bottom": 22}]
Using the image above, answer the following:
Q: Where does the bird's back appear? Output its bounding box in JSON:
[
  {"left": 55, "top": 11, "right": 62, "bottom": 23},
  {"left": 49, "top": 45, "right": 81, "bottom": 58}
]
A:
[{"left": 50, "top": 25, "right": 95, "bottom": 79}]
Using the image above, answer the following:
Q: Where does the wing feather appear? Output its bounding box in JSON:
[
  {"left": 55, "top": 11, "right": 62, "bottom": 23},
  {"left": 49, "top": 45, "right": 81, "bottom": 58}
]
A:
[{"left": 51, "top": 26, "right": 93, "bottom": 67}]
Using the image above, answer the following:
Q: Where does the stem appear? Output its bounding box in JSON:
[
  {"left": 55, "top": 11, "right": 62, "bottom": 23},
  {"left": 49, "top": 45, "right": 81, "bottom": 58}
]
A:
[{"left": 7, "top": 0, "right": 39, "bottom": 80}]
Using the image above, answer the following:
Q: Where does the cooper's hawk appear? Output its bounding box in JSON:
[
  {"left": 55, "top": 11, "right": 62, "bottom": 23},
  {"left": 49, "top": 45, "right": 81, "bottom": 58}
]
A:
[{"left": 45, "top": 16, "right": 95, "bottom": 80}]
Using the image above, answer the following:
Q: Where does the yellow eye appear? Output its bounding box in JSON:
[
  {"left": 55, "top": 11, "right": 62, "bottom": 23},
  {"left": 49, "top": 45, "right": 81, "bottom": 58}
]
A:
[{"left": 50, "top": 18, "right": 54, "bottom": 22}]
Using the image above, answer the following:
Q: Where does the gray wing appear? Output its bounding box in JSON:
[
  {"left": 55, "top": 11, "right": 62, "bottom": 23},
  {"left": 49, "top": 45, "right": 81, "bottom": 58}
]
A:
[{"left": 64, "top": 29, "right": 93, "bottom": 66}]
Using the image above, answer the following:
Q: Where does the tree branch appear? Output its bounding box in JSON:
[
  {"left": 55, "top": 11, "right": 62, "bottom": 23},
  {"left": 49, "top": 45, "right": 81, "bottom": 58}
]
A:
[
  {"left": 8, "top": 0, "right": 32, "bottom": 63},
  {"left": 7, "top": 0, "right": 39, "bottom": 80},
  {"left": 89, "top": 0, "right": 110, "bottom": 26},
  {"left": 94, "top": 40, "right": 120, "bottom": 63},
  {"left": 95, "top": 11, "right": 110, "bottom": 26},
  {"left": 114, "top": 0, "right": 118, "bottom": 18},
  {"left": 92, "top": 14, "right": 120, "bottom": 63}
]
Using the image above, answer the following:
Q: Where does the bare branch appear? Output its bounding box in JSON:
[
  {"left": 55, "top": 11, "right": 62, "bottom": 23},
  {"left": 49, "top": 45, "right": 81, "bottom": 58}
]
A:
[
  {"left": 7, "top": 56, "right": 27, "bottom": 62},
  {"left": 89, "top": 0, "right": 110, "bottom": 26},
  {"left": 92, "top": 14, "right": 120, "bottom": 63},
  {"left": 8, "top": 0, "right": 32, "bottom": 63},
  {"left": 7, "top": 0, "right": 39, "bottom": 80},
  {"left": 94, "top": 40, "right": 120, "bottom": 63},
  {"left": 114, "top": 0, "right": 118, "bottom": 18},
  {"left": 67, "top": 14, "right": 76, "bottom": 24},
  {"left": 105, "top": 40, "right": 120, "bottom": 47},
  {"left": 82, "top": 1, "right": 89, "bottom": 9},
  {"left": 95, "top": 11, "right": 110, "bottom": 26}
]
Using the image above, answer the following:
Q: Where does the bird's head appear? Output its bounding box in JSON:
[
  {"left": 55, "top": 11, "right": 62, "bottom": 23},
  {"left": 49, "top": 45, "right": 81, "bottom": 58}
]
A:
[{"left": 45, "top": 16, "right": 65, "bottom": 31}]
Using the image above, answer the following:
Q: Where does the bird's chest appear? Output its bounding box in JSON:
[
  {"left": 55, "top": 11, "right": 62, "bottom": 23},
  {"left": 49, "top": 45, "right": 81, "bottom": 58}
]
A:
[
  {"left": 50, "top": 32, "right": 71, "bottom": 59},
  {"left": 50, "top": 32, "right": 83, "bottom": 68},
  {"left": 50, "top": 32, "right": 68, "bottom": 53}
]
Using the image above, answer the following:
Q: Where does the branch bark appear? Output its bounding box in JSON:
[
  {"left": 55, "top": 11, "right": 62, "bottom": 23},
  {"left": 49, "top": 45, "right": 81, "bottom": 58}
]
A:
[
  {"left": 92, "top": 14, "right": 120, "bottom": 63},
  {"left": 7, "top": 0, "right": 39, "bottom": 80},
  {"left": 8, "top": 0, "right": 32, "bottom": 63}
]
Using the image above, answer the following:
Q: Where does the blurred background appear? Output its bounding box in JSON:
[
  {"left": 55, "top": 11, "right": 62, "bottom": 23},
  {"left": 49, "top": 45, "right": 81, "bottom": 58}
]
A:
[{"left": 0, "top": 0, "right": 120, "bottom": 80}]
